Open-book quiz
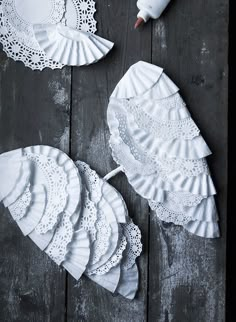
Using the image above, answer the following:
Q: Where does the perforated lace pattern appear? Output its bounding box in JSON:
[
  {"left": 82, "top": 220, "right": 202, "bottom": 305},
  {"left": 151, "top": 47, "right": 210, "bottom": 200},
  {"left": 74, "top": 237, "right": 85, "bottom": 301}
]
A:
[
  {"left": 25, "top": 153, "right": 67, "bottom": 234},
  {"left": 9, "top": 185, "right": 31, "bottom": 220},
  {"left": 122, "top": 221, "right": 142, "bottom": 270},
  {"left": 46, "top": 212, "right": 74, "bottom": 265},
  {"left": 78, "top": 188, "right": 97, "bottom": 241},
  {"left": 88, "top": 233, "right": 127, "bottom": 275},
  {"left": 65, "top": 0, "right": 97, "bottom": 33},
  {"left": 0, "top": 0, "right": 64, "bottom": 70},
  {"left": 114, "top": 114, "right": 209, "bottom": 179},
  {"left": 124, "top": 99, "right": 200, "bottom": 140},
  {"left": 89, "top": 208, "right": 111, "bottom": 265}
]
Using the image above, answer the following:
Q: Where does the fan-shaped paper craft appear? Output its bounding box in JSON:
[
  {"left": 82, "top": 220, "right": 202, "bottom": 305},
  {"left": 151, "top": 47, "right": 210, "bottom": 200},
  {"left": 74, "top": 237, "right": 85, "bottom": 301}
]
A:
[
  {"left": 34, "top": 24, "right": 114, "bottom": 66},
  {"left": 0, "top": 146, "right": 143, "bottom": 299},
  {"left": 107, "top": 61, "right": 220, "bottom": 238}
]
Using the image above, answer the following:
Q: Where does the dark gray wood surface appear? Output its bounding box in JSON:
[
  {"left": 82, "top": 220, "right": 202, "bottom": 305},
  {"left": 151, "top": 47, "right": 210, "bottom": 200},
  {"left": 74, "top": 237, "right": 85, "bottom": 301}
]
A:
[{"left": 0, "top": 0, "right": 228, "bottom": 321}]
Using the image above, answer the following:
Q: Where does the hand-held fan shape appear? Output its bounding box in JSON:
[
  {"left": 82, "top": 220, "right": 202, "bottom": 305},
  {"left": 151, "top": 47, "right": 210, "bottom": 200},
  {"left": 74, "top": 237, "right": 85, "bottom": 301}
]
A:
[
  {"left": 107, "top": 61, "right": 220, "bottom": 238},
  {"left": 33, "top": 24, "right": 114, "bottom": 66},
  {"left": 0, "top": 146, "right": 143, "bottom": 299}
]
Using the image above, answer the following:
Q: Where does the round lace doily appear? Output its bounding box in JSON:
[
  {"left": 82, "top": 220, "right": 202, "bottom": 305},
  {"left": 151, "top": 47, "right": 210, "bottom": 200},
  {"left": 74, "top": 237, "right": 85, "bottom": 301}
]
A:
[{"left": 0, "top": 0, "right": 64, "bottom": 70}]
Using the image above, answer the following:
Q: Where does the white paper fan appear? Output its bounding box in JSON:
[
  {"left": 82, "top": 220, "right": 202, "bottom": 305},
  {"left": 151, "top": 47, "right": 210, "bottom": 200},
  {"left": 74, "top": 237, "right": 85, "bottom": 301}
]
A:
[
  {"left": 116, "top": 264, "right": 139, "bottom": 300},
  {"left": 9, "top": 184, "right": 47, "bottom": 236},
  {"left": 34, "top": 24, "right": 114, "bottom": 66},
  {"left": 88, "top": 265, "right": 121, "bottom": 293},
  {"left": 107, "top": 61, "right": 219, "bottom": 238},
  {"left": 63, "top": 229, "right": 91, "bottom": 280}
]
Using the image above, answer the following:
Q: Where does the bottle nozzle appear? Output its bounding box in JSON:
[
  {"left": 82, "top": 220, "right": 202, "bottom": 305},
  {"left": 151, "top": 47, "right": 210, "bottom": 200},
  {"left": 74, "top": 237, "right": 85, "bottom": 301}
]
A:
[{"left": 134, "top": 17, "right": 144, "bottom": 29}]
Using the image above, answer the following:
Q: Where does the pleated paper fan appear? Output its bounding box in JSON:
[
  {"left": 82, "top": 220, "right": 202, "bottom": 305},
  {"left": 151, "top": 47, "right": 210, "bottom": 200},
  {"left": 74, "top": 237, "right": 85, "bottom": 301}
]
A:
[
  {"left": 0, "top": 146, "right": 143, "bottom": 299},
  {"left": 34, "top": 24, "right": 114, "bottom": 66},
  {"left": 107, "top": 61, "right": 220, "bottom": 238}
]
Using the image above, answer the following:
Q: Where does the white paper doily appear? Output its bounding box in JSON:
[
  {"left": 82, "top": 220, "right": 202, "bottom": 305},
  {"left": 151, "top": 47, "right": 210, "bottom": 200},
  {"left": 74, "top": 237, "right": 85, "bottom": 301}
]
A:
[
  {"left": 64, "top": 0, "right": 97, "bottom": 33},
  {"left": 0, "top": 0, "right": 64, "bottom": 70},
  {"left": 107, "top": 61, "right": 220, "bottom": 238}
]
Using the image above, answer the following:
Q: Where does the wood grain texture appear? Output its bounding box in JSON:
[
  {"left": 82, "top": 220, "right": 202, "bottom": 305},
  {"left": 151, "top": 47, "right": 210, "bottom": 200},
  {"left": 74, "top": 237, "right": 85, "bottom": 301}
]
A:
[
  {"left": 68, "top": 1, "right": 151, "bottom": 321},
  {"left": 0, "top": 0, "right": 228, "bottom": 320},
  {"left": 149, "top": 0, "right": 228, "bottom": 321},
  {"left": 0, "top": 51, "right": 71, "bottom": 321}
]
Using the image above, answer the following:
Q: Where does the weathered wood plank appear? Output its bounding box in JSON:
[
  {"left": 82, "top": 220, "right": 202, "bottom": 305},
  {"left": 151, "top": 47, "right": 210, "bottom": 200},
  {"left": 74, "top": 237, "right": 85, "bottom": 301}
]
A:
[
  {"left": 149, "top": 1, "right": 228, "bottom": 321},
  {"left": 68, "top": 1, "right": 151, "bottom": 321},
  {"left": 0, "top": 52, "right": 71, "bottom": 321}
]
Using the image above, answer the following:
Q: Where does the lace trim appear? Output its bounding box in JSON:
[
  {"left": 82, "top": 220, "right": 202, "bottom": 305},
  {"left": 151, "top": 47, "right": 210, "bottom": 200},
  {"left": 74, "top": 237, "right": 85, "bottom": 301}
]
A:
[
  {"left": 88, "top": 233, "right": 127, "bottom": 275},
  {"left": 89, "top": 208, "right": 111, "bottom": 265},
  {"left": 76, "top": 161, "right": 102, "bottom": 204},
  {"left": 150, "top": 202, "right": 192, "bottom": 225},
  {"left": 25, "top": 153, "right": 68, "bottom": 234},
  {"left": 9, "top": 184, "right": 31, "bottom": 220},
  {"left": 114, "top": 114, "right": 209, "bottom": 178},
  {"left": 78, "top": 188, "right": 97, "bottom": 241},
  {"left": 167, "top": 191, "right": 204, "bottom": 207},
  {"left": 122, "top": 221, "right": 142, "bottom": 270},
  {"left": 124, "top": 99, "right": 200, "bottom": 140},
  {"left": 0, "top": 0, "right": 63, "bottom": 70},
  {"left": 46, "top": 212, "right": 74, "bottom": 265},
  {"left": 65, "top": 0, "right": 97, "bottom": 33},
  {"left": 132, "top": 92, "right": 188, "bottom": 118}
]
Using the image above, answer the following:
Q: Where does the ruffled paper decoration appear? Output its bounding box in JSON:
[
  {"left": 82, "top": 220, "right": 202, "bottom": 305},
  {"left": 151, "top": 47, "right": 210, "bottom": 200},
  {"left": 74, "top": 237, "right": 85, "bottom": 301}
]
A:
[
  {"left": 34, "top": 24, "right": 114, "bottom": 66},
  {"left": 107, "top": 61, "right": 220, "bottom": 238},
  {"left": 0, "top": 0, "right": 113, "bottom": 69},
  {"left": 0, "top": 146, "right": 142, "bottom": 299}
]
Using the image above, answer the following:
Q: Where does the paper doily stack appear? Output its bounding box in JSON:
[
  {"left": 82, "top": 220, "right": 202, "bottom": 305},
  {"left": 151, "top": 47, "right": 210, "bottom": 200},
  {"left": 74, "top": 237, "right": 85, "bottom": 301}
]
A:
[
  {"left": 0, "top": 0, "right": 114, "bottom": 69},
  {"left": 0, "top": 146, "right": 142, "bottom": 300},
  {"left": 107, "top": 61, "right": 220, "bottom": 239}
]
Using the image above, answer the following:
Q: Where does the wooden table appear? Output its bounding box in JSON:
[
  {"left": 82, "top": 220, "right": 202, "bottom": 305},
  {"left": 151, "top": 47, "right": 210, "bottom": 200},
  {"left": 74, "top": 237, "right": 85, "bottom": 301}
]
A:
[{"left": 0, "top": 0, "right": 228, "bottom": 321}]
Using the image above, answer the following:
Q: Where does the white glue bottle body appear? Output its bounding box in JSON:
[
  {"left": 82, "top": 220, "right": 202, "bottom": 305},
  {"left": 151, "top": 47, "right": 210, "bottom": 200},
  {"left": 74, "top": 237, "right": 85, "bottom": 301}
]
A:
[{"left": 136, "top": 0, "right": 171, "bottom": 23}]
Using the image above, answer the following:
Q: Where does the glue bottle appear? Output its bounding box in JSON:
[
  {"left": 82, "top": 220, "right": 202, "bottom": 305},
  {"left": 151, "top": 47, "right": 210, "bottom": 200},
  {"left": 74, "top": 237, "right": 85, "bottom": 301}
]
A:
[{"left": 135, "top": 0, "right": 171, "bottom": 28}]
